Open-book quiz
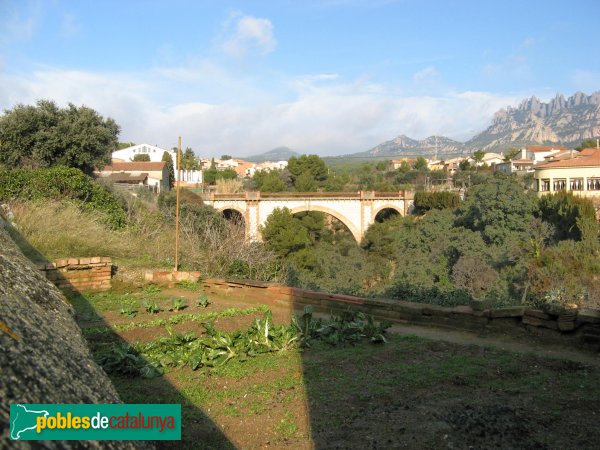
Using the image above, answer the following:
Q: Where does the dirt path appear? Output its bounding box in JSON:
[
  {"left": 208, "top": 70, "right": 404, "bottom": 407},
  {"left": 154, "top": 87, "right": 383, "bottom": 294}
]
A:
[{"left": 387, "top": 321, "right": 600, "bottom": 366}]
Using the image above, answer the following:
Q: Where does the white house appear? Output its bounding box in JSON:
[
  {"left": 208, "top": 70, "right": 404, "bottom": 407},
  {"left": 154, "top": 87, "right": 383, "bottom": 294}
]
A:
[
  {"left": 524, "top": 145, "right": 568, "bottom": 163},
  {"left": 96, "top": 161, "right": 169, "bottom": 193},
  {"left": 481, "top": 152, "right": 505, "bottom": 167},
  {"left": 112, "top": 144, "right": 202, "bottom": 184},
  {"left": 534, "top": 148, "right": 600, "bottom": 197},
  {"left": 112, "top": 143, "right": 175, "bottom": 163}
]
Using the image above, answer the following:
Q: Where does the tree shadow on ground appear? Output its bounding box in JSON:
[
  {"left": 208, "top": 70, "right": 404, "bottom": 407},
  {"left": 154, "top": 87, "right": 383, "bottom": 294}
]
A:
[{"left": 7, "top": 225, "right": 235, "bottom": 450}]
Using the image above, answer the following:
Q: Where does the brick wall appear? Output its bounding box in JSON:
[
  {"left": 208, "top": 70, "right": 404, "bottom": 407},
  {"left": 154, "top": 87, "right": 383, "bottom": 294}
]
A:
[
  {"left": 37, "top": 257, "right": 112, "bottom": 292},
  {"left": 201, "top": 278, "right": 600, "bottom": 350}
]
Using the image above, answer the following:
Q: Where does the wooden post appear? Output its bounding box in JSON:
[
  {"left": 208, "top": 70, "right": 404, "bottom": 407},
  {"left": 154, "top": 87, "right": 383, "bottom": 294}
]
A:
[{"left": 174, "top": 136, "right": 182, "bottom": 272}]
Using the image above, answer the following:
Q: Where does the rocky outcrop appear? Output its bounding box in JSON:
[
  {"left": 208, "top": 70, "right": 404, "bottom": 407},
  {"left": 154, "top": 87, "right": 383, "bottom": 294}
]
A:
[
  {"left": 0, "top": 224, "right": 143, "bottom": 449},
  {"left": 467, "top": 91, "right": 600, "bottom": 151}
]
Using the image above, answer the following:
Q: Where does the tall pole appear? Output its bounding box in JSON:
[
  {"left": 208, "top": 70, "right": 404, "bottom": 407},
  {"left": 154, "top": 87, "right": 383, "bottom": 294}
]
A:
[{"left": 174, "top": 136, "right": 182, "bottom": 272}]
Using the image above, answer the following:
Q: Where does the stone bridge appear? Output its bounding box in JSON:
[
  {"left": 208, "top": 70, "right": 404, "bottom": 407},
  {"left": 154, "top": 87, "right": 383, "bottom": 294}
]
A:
[{"left": 206, "top": 191, "right": 414, "bottom": 242}]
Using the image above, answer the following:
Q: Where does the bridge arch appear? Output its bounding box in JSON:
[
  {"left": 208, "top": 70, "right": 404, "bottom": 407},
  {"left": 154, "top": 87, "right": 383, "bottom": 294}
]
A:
[
  {"left": 289, "top": 205, "right": 362, "bottom": 243},
  {"left": 373, "top": 204, "right": 404, "bottom": 217},
  {"left": 373, "top": 204, "right": 403, "bottom": 223},
  {"left": 218, "top": 207, "right": 248, "bottom": 236}
]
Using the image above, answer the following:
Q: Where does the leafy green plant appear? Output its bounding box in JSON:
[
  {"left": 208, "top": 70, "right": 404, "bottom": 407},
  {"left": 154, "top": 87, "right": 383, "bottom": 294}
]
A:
[
  {"left": 119, "top": 301, "right": 137, "bottom": 318},
  {"left": 291, "top": 305, "right": 321, "bottom": 347},
  {"left": 142, "top": 301, "right": 161, "bottom": 314},
  {"left": 197, "top": 293, "right": 211, "bottom": 308},
  {"left": 292, "top": 307, "right": 391, "bottom": 347},
  {"left": 169, "top": 297, "right": 188, "bottom": 312},
  {"left": 95, "top": 343, "right": 162, "bottom": 378},
  {"left": 95, "top": 308, "right": 390, "bottom": 378}
]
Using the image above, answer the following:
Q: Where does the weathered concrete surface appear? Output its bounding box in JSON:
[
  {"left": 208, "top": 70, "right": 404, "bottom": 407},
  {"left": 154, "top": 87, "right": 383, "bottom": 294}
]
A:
[{"left": 0, "top": 225, "right": 149, "bottom": 449}]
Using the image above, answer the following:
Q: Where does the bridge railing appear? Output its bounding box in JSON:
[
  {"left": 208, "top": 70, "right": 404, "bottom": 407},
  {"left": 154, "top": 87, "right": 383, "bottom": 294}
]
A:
[{"left": 208, "top": 191, "right": 413, "bottom": 200}]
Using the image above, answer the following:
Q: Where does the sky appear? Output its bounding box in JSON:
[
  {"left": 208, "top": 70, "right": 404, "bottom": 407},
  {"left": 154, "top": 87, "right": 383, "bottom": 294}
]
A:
[{"left": 1, "top": 0, "right": 599, "bottom": 158}]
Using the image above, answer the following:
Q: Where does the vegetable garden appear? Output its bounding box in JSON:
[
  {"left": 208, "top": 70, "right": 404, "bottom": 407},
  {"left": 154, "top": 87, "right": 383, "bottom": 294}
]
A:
[{"left": 73, "top": 281, "right": 600, "bottom": 449}]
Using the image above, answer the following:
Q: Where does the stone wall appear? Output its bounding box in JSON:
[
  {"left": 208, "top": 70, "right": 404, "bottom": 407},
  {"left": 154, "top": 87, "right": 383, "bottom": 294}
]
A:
[
  {"left": 201, "top": 278, "right": 600, "bottom": 350},
  {"left": 0, "top": 227, "right": 145, "bottom": 449},
  {"left": 37, "top": 257, "right": 112, "bottom": 291}
]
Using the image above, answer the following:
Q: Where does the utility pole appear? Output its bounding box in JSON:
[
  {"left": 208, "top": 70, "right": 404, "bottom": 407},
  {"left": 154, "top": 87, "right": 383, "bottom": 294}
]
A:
[{"left": 174, "top": 136, "right": 182, "bottom": 272}]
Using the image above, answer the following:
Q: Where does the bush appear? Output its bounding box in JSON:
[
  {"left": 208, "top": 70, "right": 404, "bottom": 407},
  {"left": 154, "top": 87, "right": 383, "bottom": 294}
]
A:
[
  {"left": 0, "top": 167, "right": 126, "bottom": 228},
  {"left": 414, "top": 191, "right": 461, "bottom": 213},
  {"left": 538, "top": 191, "right": 599, "bottom": 242}
]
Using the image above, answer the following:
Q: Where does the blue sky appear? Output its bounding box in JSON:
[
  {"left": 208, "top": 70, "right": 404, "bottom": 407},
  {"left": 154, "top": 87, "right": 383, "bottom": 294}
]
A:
[{"left": 1, "top": 0, "right": 599, "bottom": 157}]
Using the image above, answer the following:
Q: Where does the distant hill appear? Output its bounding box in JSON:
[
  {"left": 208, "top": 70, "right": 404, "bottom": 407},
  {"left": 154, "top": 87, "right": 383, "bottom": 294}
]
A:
[
  {"left": 245, "top": 147, "right": 300, "bottom": 163},
  {"left": 350, "top": 135, "right": 467, "bottom": 159},
  {"left": 342, "top": 91, "right": 600, "bottom": 160}
]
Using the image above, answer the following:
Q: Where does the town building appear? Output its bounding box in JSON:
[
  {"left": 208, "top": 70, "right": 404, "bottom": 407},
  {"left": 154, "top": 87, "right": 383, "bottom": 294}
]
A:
[
  {"left": 495, "top": 158, "right": 534, "bottom": 174},
  {"left": 112, "top": 144, "right": 202, "bottom": 184},
  {"left": 479, "top": 152, "right": 505, "bottom": 167},
  {"left": 201, "top": 158, "right": 288, "bottom": 178},
  {"left": 95, "top": 161, "right": 169, "bottom": 193},
  {"left": 525, "top": 145, "right": 568, "bottom": 163},
  {"left": 494, "top": 146, "right": 570, "bottom": 174},
  {"left": 390, "top": 158, "right": 418, "bottom": 170},
  {"left": 533, "top": 148, "right": 600, "bottom": 198}
]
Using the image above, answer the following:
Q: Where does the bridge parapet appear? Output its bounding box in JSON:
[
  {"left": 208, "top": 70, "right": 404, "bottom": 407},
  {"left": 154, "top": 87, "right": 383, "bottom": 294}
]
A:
[
  {"left": 210, "top": 191, "right": 413, "bottom": 200},
  {"left": 208, "top": 190, "right": 415, "bottom": 242}
]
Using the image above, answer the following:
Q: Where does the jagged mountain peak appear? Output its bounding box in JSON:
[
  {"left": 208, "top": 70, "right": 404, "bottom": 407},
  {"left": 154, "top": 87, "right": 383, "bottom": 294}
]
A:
[
  {"left": 342, "top": 91, "right": 600, "bottom": 159},
  {"left": 466, "top": 91, "right": 600, "bottom": 151}
]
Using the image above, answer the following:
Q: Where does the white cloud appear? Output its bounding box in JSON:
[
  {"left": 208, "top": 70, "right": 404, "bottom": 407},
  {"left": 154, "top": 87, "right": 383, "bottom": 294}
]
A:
[
  {"left": 221, "top": 14, "right": 277, "bottom": 59},
  {"left": 0, "top": 65, "right": 521, "bottom": 157},
  {"left": 60, "top": 13, "right": 81, "bottom": 38},
  {"left": 413, "top": 66, "right": 440, "bottom": 83},
  {"left": 0, "top": 0, "right": 40, "bottom": 43}
]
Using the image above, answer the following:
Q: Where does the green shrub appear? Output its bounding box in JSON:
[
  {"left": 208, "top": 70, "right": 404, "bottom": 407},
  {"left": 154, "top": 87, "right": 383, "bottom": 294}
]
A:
[
  {"left": 538, "top": 191, "right": 599, "bottom": 242},
  {"left": 0, "top": 167, "right": 126, "bottom": 228},
  {"left": 413, "top": 191, "right": 461, "bottom": 213}
]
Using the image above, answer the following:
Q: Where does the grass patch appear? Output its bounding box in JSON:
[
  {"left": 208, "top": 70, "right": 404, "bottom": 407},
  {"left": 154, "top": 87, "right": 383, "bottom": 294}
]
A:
[{"left": 275, "top": 410, "right": 299, "bottom": 438}]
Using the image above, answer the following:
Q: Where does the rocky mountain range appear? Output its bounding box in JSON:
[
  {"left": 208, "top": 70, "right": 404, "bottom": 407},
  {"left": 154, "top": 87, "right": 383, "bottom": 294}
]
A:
[{"left": 352, "top": 91, "right": 600, "bottom": 158}]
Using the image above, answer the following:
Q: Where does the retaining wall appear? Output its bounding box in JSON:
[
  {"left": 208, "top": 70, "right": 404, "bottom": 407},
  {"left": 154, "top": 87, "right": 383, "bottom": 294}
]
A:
[
  {"left": 37, "top": 257, "right": 112, "bottom": 291},
  {"left": 201, "top": 278, "right": 600, "bottom": 350}
]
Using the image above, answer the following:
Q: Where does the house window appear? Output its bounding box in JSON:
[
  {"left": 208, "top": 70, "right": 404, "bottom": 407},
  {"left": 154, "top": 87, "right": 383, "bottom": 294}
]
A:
[
  {"left": 553, "top": 179, "right": 566, "bottom": 191},
  {"left": 570, "top": 178, "right": 583, "bottom": 191},
  {"left": 588, "top": 178, "right": 600, "bottom": 191},
  {"left": 540, "top": 179, "right": 550, "bottom": 192}
]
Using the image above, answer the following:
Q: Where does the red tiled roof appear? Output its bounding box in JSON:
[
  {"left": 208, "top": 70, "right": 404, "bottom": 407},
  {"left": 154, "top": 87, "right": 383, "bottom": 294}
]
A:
[
  {"left": 103, "top": 162, "right": 166, "bottom": 171},
  {"left": 526, "top": 145, "right": 568, "bottom": 153},
  {"left": 544, "top": 150, "right": 578, "bottom": 161},
  {"left": 535, "top": 148, "right": 600, "bottom": 169}
]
